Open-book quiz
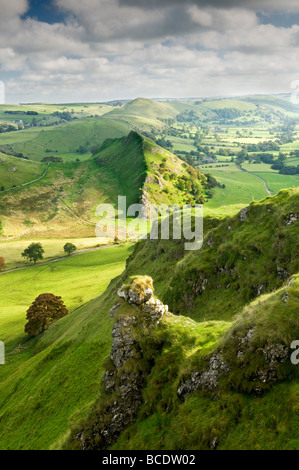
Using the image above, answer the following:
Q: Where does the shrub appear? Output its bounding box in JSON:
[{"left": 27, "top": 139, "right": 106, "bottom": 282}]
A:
[{"left": 64, "top": 243, "right": 77, "bottom": 255}]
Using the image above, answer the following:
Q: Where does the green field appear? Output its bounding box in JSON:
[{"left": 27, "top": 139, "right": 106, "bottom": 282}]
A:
[
  {"left": 0, "top": 154, "right": 47, "bottom": 190},
  {"left": 0, "top": 119, "right": 129, "bottom": 162},
  {"left": 0, "top": 237, "right": 112, "bottom": 269},
  {"left": 0, "top": 244, "right": 133, "bottom": 351}
]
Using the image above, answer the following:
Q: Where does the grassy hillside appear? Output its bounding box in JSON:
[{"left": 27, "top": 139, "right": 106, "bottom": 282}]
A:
[
  {"left": 0, "top": 244, "right": 133, "bottom": 450},
  {"left": 109, "top": 275, "right": 299, "bottom": 450},
  {"left": 0, "top": 119, "right": 129, "bottom": 162},
  {"left": 0, "top": 153, "right": 47, "bottom": 190},
  {"left": 0, "top": 188, "right": 298, "bottom": 449},
  {"left": 66, "top": 188, "right": 299, "bottom": 450},
  {"left": 104, "top": 98, "right": 177, "bottom": 121},
  {"left": 125, "top": 188, "right": 299, "bottom": 321},
  {"left": 0, "top": 131, "right": 209, "bottom": 238}
]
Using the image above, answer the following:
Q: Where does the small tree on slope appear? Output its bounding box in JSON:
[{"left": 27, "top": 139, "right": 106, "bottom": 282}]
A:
[{"left": 25, "top": 293, "right": 68, "bottom": 337}]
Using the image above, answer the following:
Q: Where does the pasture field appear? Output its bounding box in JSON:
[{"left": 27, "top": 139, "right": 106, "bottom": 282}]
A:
[
  {"left": 0, "top": 237, "right": 112, "bottom": 269},
  {"left": 0, "top": 154, "right": 47, "bottom": 190},
  {"left": 256, "top": 172, "right": 299, "bottom": 194},
  {"left": 202, "top": 165, "right": 268, "bottom": 207},
  {"left": 0, "top": 243, "right": 133, "bottom": 351},
  {"left": 2, "top": 119, "right": 129, "bottom": 162}
]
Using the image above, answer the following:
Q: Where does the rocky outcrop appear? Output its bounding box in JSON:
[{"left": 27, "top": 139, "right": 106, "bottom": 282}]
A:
[
  {"left": 75, "top": 276, "right": 168, "bottom": 450},
  {"left": 285, "top": 213, "right": 298, "bottom": 226},
  {"left": 252, "top": 343, "right": 289, "bottom": 395},
  {"left": 178, "top": 326, "right": 290, "bottom": 400},
  {"left": 239, "top": 207, "right": 249, "bottom": 221},
  {"left": 177, "top": 353, "right": 230, "bottom": 399}
]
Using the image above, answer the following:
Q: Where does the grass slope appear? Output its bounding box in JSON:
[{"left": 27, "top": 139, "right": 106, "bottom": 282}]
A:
[
  {"left": 0, "top": 131, "right": 209, "bottom": 238},
  {"left": 1, "top": 119, "right": 129, "bottom": 162},
  {"left": 1, "top": 189, "right": 298, "bottom": 450},
  {"left": 0, "top": 244, "right": 133, "bottom": 450},
  {"left": 0, "top": 153, "right": 47, "bottom": 191}
]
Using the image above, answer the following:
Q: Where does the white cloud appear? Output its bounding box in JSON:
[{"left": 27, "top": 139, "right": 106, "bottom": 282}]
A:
[{"left": 1, "top": 0, "right": 299, "bottom": 102}]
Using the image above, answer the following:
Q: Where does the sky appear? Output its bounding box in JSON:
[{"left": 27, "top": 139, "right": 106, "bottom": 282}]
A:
[{"left": 1, "top": 0, "right": 299, "bottom": 103}]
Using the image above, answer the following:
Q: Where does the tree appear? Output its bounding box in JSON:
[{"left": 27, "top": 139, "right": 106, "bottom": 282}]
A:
[
  {"left": 0, "top": 257, "right": 6, "bottom": 272},
  {"left": 64, "top": 243, "right": 77, "bottom": 255},
  {"left": 22, "top": 243, "right": 44, "bottom": 264},
  {"left": 25, "top": 293, "right": 68, "bottom": 337}
]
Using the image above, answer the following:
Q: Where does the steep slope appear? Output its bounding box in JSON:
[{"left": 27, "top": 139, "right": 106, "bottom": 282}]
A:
[
  {"left": 67, "top": 274, "right": 299, "bottom": 450},
  {"left": 125, "top": 188, "right": 299, "bottom": 321},
  {"left": 0, "top": 188, "right": 298, "bottom": 450},
  {"left": 0, "top": 131, "right": 209, "bottom": 238}
]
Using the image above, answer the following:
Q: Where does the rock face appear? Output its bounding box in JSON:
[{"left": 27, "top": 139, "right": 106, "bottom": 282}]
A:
[
  {"left": 177, "top": 353, "right": 230, "bottom": 399},
  {"left": 252, "top": 343, "right": 289, "bottom": 395},
  {"left": 178, "top": 327, "right": 290, "bottom": 400},
  {"left": 76, "top": 276, "right": 168, "bottom": 450}
]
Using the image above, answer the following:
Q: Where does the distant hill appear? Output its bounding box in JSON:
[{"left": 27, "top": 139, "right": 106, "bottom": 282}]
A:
[
  {"left": 0, "top": 131, "right": 209, "bottom": 238},
  {"left": 104, "top": 97, "right": 178, "bottom": 121}
]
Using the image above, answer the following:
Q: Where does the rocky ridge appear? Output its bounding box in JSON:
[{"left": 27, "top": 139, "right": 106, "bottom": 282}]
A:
[{"left": 75, "top": 276, "right": 168, "bottom": 450}]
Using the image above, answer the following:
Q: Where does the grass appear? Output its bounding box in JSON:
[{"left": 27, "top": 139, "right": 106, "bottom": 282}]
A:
[
  {"left": 0, "top": 237, "right": 111, "bottom": 269},
  {"left": 0, "top": 244, "right": 133, "bottom": 351},
  {"left": 0, "top": 97, "right": 299, "bottom": 450},
  {"left": 201, "top": 164, "right": 268, "bottom": 206},
  {"left": 0, "top": 153, "right": 47, "bottom": 190},
  {"left": 68, "top": 273, "right": 299, "bottom": 450},
  {"left": 3, "top": 119, "right": 129, "bottom": 162},
  {"left": 0, "top": 131, "right": 209, "bottom": 238},
  {"left": 0, "top": 243, "right": 134, "bottom": 450},
  {"left": 0, "top": 187, "right": 299, "bottom": 450}
]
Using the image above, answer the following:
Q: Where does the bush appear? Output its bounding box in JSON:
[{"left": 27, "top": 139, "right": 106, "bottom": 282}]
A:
[
  {"left": 25, "top": 293, "right": 68, "bottom": 337},
  {"left": 64, "top": 243, "right": 77, "bottom": 255}
]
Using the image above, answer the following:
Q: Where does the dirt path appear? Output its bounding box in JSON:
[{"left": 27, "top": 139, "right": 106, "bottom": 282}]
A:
[
  {"left": 238, "top": 164, "right": 272, "bottom": 196},
  {"left": 0, "top": 162, "right": 51, "bottom": 195},
  {"left": 0, "top": 243, "right": 124, "bottom": 275}
]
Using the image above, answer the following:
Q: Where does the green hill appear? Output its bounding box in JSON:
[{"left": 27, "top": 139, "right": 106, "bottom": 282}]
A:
[
  {"left": 0, "top": 188, "right": 298, "bottom": 449},
  {"left": 0, "top": 153, "right": 47, "bottom": 190},
  {"left": 0, "top": 119, "right": 129, "bottom": 162},
  {"left": 105, "top": 98, "right": 178, "bottom": 121},
  {"left": 0, "top": 131, "right": 209, "bottom": 238}
]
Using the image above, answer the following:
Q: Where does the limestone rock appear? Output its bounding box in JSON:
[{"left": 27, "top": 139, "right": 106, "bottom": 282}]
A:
[
  {"left": 177, "top": 353, "right": 230, "bottom": 399},
  {"left": 285, "top": 213, "right": 298, "bottom": 226},
  {"left": 239, "top": 207, "right": 249, "bottom": 221}
]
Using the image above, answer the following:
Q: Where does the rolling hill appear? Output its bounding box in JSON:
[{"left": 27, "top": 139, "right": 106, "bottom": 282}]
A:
[{"left": 0, "top": 131, "right": 209, "bottom": 238}]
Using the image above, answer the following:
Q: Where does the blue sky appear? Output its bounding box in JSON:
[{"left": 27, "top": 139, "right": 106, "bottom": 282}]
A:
[
  {"left": 22, "top": 0, "right": 66, "bottom": 24},
  {"left": 1, "top": 0, "right": 299, "bottom": 103}
]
